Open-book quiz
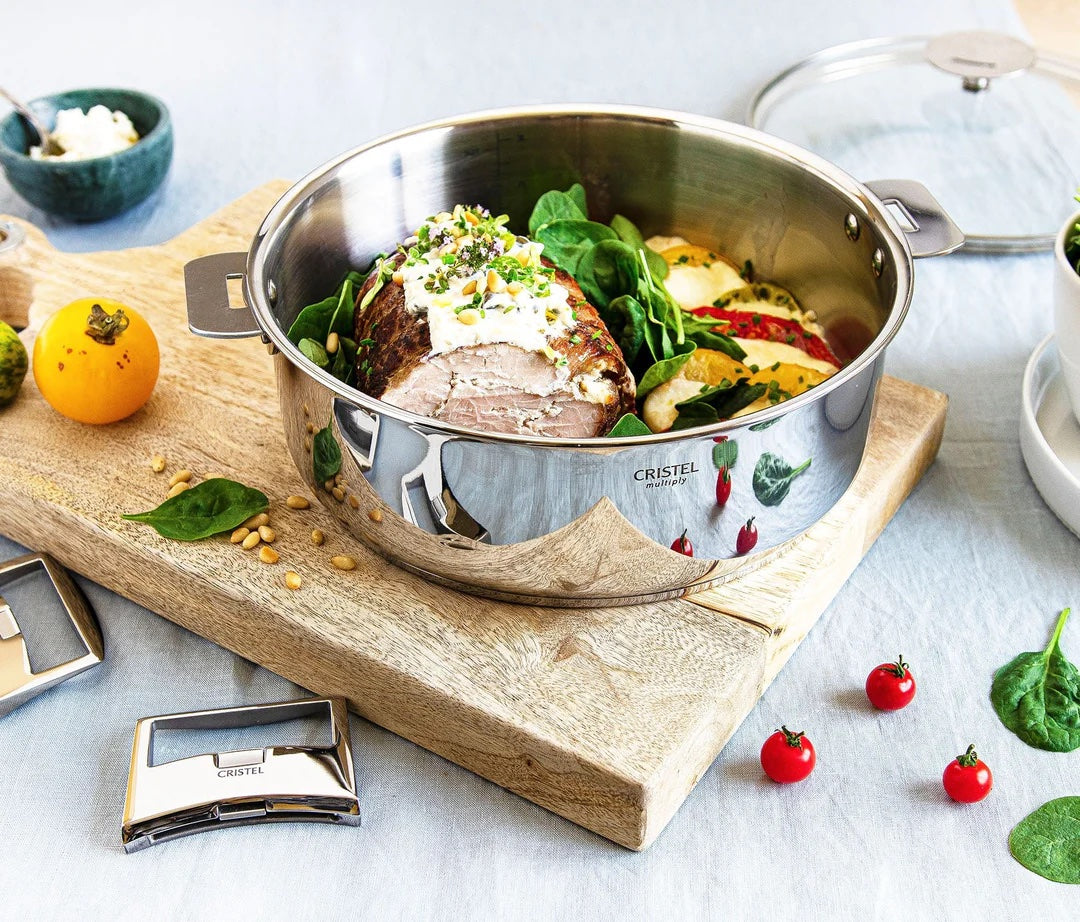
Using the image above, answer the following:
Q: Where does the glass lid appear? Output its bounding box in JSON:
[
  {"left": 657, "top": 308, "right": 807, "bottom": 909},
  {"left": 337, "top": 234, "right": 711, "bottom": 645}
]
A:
[{"left": 748, "top": 31, "right": 1080, "bottom": 253}]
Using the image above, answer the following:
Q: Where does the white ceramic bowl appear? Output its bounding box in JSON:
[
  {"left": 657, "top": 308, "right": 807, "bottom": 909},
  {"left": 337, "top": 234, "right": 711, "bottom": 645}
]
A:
[
  {"left": 1053, "top": 209, "right": 1080, "bottom": 425},
  {"left": 1020, "top": 334, "right": 1080, "bottom": 539}
]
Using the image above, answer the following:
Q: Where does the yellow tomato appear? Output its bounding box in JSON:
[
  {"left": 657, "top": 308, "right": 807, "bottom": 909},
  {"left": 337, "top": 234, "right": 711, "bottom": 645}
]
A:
[{"left": 33, "top": 298, "right": 159, "bottom": 424}]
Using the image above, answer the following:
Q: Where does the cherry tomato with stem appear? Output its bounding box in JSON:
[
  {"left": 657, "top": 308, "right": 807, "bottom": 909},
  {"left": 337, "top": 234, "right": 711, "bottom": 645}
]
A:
[
  {"left": 715, "top": 467, "right": 732, "bottom": 507},
  {"left": 736, "top": 517, "right": 757, "bottom": 555},
  {"left": 760, "top": 726, "right": 816, "bottom": 783},
  {"left": 671, "top": 530, "right": 693, "bottom": 556},
  {"left": 865, "top": 655, "right": 916, "bottom": 710},
  {"left": 942, "top": 744, "right": 992, "bottom": 803}
]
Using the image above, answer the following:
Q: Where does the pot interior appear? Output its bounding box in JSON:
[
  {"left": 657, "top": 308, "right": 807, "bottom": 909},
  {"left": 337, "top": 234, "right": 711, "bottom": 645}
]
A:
[{"left": 251, "top": 108, "right": 906, "bottom": 387}]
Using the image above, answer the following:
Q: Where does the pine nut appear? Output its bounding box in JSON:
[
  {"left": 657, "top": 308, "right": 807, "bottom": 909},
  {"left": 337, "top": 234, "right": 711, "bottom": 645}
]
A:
[
  {"left": 332, "top": 486, "right": 345, "bottom": 502},
  {"left": 150, "top": 454, "right": 166, "bottom": 473},
  {"left": 516, "top": 251, "right": 530, "bottom": 267},
  {"left": 243, "top": 512, "right": 270, "bottom": 529},
  {"left": 464, "top": 210, "right": 479, "bottom": 225},
  {"left": 334, "top": 473, "right": 343, "bottom": 484},
  {"left": 230, "top": 527, "right": 250, "bottom": 544},
  {"left": 348, "top": 494, "right": 360, "bottom": 509},
  {"left": 286, "top": 495, "right": 310, "bottom": 509},
  {"left": 462, "top": 279, "right": 477, "bottom": 295},
  {"left": 259, "top": 545, "right": 280, "bottom": 564},
  {"left": 303, "top": 403, "right": 310, "bottom": 416},
  {"left": 506, "top": 281, "right": 523, "bottom": 295},
  {"left": 486, "top": 269, "right": 505, "bottom": 292},
  {"left": 435, "top": 211, "right": 452, "bottom": 223},
  {"left": 285, "top": 571, "right": 302, "bottom": 590},
  {"left": 258, "top": 525, "right": 276, "bottom": 543},
  {"left": 242, "top": 531, "right": 261, "bottom": 550},
  {"left": 306, "top": 422, "right": 314, "bottom": 433},
  {"left": 167, "top": 481, "right": 191, "bottom": 498},
  {"left": 304, "top": 436, "right": 312, "bottom": 452},
  {"left": 474, "top": 273, "right": 487, "bottom": 295},
  {"left": 204, "top": 472, "right": 225, "bottom": 482},
  {"left": 331, "top": 555, "right": 357, "bottom": 571},
  {"left": 324, "top": 479, "right": 335, "bottom": 491},
  {"left": 391, "top": 270, "right": 404, "bottom": 285},
  {"left": 310, "top": 529, "right": 325, "bottom": 546},
  {"left": 325, "top": 332, "right": 340, "bottom": 354},
  {"left": 168, "top": 469, "right": 192, "bottom": 487},
  {"left": 457, "top": 309, "right": 479, "bottom": 325},
  {"left": 368, "top": 508, "right": 383, "bottom": 522}
]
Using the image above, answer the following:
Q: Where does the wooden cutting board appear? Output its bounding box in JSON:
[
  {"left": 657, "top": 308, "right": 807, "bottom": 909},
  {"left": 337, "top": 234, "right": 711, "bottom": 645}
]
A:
[{"left": 0, "top": 184, "right": 946, "bottom": 850}]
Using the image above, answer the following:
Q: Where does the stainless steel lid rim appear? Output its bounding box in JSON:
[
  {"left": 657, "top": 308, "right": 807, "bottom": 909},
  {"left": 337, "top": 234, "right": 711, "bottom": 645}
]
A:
[{"left": 244, "top": 104, "right": 914, "bottom": 450}]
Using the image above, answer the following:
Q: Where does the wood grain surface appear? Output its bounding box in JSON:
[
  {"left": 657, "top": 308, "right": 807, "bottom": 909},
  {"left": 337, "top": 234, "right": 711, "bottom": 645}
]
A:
[{"left": 0, "top": 185, "right": 945, "bottom": 849}]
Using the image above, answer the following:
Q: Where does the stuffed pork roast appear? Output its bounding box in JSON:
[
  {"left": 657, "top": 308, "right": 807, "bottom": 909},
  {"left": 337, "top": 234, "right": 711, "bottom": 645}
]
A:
[{"left": 352, "top": 205, "right": 635, "bottom": 438}]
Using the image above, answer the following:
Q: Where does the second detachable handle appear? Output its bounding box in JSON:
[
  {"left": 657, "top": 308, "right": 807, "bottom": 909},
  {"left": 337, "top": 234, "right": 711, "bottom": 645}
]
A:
[
  {"left": 184, "top": 252, "right": 262, "bottom": 338},
  {"left": 865, "top": 179, "right": 965, "bottom": 259}
]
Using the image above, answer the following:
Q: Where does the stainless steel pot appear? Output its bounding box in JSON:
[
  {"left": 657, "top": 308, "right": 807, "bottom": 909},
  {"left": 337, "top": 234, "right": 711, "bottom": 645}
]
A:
[{"left": 184, "top": 105, "right": 961, "bottom": 606}]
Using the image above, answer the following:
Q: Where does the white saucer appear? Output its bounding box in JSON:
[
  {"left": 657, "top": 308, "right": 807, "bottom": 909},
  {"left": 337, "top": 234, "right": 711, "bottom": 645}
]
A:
[{"left": 1020, "top": 334, "right": 1080, "bottom": 539}]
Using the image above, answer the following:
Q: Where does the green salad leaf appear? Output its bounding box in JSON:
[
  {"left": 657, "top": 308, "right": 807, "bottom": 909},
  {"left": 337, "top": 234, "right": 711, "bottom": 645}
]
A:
[
  {"left": 1009, "top": 797, "right": 1080, "bottom": 884},
  {"left": 122, "top": 479, "right": 269, "bottom": 541},
  {"left": 991, "top": 607, "right": 1080, "bottom": 752},
  {"left": 313, "top": 424, "right": 343, "bottom": 484},
  {"left": 528, "top": 184, "right": 587, "bottom": 236},
  {"left": 670, "top": 380, "right": 766, "bottom": 431},
  {"left": 606, "top": 413, "right": 653, "bottom": 437},
  {"left": 286, "top": 270, "right": 369, "bottom": 386},
  {"left": 752, "top": 452, "right": 811, "bottom": 506},
  {"left": 636, "top": 345, "right": 696, "bottom": 398}
]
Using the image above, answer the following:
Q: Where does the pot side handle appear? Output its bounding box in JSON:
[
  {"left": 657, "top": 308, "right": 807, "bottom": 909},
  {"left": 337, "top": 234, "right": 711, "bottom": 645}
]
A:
[
  {"left": 183, "top": 252, "right": 262, "bottom": 338},
  {"left": 865, "top": 180, "right": 964, "bottom": 259}
]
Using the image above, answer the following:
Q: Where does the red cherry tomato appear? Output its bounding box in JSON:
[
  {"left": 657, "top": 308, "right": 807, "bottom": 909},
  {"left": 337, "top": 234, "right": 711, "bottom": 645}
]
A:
[
  {"left": 671, "top": 530, "right": 693, "bottom": 556},
  {"left": 715, "top": 467, "right": 732, "bottom": 507},
  {"left": 865, "top": 655, "right": 916, "bottom": 710},
  {"left": 760, "top": 726, "right": 816, "bottom": 783},
  {"left": 736, "top": 517, "right": 758, "bottom": 555},
  {"left": 942, "top": 745, "right": 992, "bottom": 803}
]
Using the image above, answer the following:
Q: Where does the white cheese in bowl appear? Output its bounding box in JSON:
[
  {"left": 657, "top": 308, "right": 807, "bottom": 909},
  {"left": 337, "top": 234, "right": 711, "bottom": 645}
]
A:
[{"left": 30, "top": 105, "right": 139, "bottom": 161}]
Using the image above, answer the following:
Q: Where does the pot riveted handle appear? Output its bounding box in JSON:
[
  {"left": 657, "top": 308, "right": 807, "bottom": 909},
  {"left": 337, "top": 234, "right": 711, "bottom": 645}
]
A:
[
  {"left": 183, "top": 252, "right": 262, "bottom": 338},
  {"left": 865, "top": 180, "right": 964, "bottom": 258}
]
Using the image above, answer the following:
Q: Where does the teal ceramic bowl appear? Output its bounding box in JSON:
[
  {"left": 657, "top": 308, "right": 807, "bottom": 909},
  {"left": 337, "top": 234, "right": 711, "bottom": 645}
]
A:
[{"left": 0, "top": 88, "right": 172, "bottom": 222}]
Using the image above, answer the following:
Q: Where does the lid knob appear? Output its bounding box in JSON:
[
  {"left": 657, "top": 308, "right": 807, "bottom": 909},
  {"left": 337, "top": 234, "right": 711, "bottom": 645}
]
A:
[{"left": 926, "top": 30, "right": 1037, "bottom": 92}]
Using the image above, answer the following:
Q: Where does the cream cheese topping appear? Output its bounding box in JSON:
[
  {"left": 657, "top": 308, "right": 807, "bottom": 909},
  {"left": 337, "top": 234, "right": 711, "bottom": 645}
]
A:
[{"left": 393, "top": 205, "right": 578, "bottom": 363}]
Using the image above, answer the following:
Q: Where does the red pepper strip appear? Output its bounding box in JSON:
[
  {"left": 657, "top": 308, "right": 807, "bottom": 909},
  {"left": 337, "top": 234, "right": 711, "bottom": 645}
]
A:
[{"left": 690, "top": 307, "right": 841, "bottom": 367}]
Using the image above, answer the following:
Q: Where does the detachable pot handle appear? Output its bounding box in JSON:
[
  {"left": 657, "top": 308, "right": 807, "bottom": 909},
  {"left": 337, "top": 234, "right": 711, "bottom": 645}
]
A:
[
  {"left": 184, "top": 252, "right": 262, "bottom": 338},
  {"left": 865, "top": 179, "right": 964, "bottom": 259}
]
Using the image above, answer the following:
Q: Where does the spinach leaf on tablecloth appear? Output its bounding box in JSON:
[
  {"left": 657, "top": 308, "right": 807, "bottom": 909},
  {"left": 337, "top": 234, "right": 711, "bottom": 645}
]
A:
[
  {"left": 991, "top": 607, "right": 1080, "bottom": 752},
  {"left": 1009, "top": 797, "right": 1080, "bottom": 884}
]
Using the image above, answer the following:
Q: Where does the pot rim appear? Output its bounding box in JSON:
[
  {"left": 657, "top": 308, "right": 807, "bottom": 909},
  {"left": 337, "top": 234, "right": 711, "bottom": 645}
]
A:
[{"left": 246, "top": 103, "right": 914, "bottom": 449}]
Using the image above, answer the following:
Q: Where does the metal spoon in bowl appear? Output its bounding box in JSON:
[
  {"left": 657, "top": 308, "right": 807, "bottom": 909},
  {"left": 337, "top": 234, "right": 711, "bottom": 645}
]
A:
[{"left": 0, "top": 87, "right": 62, "bottom": 156}]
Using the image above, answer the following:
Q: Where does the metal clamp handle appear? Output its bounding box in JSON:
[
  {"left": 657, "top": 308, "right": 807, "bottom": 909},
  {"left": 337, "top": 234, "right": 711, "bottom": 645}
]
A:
[
  {"left": 865, "top": 179, "right": 965, "bottom": 259},
  {"left": 184, "top": 252, "right": 262, "bottom": 338}
]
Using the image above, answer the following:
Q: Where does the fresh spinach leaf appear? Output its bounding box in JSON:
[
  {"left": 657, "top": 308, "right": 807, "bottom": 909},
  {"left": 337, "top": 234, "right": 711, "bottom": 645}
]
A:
[
  {"left": 670, "top": 381, "right": 766, "bottom": 431},
  {"left": 313, "top": 424, "right": 343, "bottom": 484},
  {"left": 286, "top": 271, "right": 364, "bottom": 346},
  {"left": 122, "top": 479, "right": 269, "bottom": 541},
  {"left": 609, "top": 214, "right": 667, "bottom": 280},
  {"left": 636, "top": 345, "right": 696, "bottom": 398},
  {"left": 606, "top": 413, "right": 653, "bottom": 437},
  {"left": 605, "top": 295, "right": 648, "bottom": 363},
  {"left": 534, "top": 219, "right": 618, "bottom": 275},
  {"left": 1009, "top": 796, "right": 1080, "bottom": 884},
  {"left": 298, "top": 337, "right": 330, "bottom": 368},
  {"left": 681, "top": 313, "right": 747, "bottom": 361},
  {"left": 713, "top": 439, "right": 739, "bottom": 470},
  {"left": 528, "top": 185, "right": 588, "bottom": 236},
  {"left": 752, "top": 452, "right": 811, "bottom": 506},
  {"left": 991, "top": 607, "right": 1080, "bottom": 752},
  {"left": 589, "top": 239, "right": 642, "bottom": 303}
]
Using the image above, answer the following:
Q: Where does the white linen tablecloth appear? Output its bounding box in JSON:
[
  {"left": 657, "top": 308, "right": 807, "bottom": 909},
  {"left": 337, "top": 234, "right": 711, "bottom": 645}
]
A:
[{"left": 2, "top": 2, "right": 1078, "bottom": 919}]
